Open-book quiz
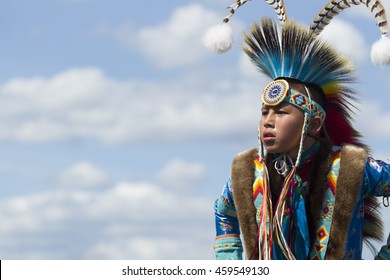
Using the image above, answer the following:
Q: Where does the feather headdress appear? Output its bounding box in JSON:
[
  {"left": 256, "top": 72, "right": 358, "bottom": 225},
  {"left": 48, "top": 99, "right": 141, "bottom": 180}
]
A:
[{"left": 243, "top": 18, "right": 362, "bottom": 148}]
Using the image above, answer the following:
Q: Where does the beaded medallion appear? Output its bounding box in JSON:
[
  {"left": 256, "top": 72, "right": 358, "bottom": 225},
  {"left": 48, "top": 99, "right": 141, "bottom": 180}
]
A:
[{"left": 262, "top": 80, "right": 289, "bottom": 106}]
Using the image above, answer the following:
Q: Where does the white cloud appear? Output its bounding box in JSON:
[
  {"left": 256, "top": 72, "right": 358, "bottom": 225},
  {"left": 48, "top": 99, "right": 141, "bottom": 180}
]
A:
[
  {"left": 320, "top": 18, "right": 368, "bottom": 64},
  {"left": 58, "top": 161, "right": 109, "bottom": 188},
  {"left": 0, "top": 158, "right": 215, "bottom": 259},
  {"left": 157, "top": 158, "right": 206, "bottom": 190},
  {"left": 116, "top": 4, "right": 221, "bottom": 68},
  {"left": 0, "top": 67, "right": 259, "bottom": 144},
  {"left": 0, "top": 177, "right": 214, "bottom": 259}
]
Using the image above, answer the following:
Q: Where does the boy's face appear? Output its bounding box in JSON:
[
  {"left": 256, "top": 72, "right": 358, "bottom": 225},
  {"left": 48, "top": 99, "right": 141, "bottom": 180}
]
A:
[{"left": 260, "top": 102, "right": 304, "bottom": 158}]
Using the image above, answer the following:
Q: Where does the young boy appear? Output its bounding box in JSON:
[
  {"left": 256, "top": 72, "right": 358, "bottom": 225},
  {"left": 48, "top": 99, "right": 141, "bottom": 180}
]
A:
[{"left": 210, "top": 9, "right": 390, "bottom": 259}]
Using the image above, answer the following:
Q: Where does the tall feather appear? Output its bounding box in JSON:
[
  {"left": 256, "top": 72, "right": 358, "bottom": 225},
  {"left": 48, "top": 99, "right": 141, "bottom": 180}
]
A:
[
  {"left": 264, "top": 0, "right": 287, "bottom": 25},
  {"left": 310, "top": 0, "right": 388, "bottom": 36},
  {"left": 363, "top": 0, "right": 388, "bottom": 35},
  {"left": 223, "top": 0, "right": 287, "bottom": 25},
  {"left": 223, "top": 0, "right": 251, "bottom": 23}
]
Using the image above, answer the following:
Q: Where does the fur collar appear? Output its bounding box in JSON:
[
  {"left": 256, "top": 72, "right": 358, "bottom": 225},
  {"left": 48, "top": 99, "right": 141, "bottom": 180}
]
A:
[
  {"left": 230, "top": 148, "right": 259, "bottom": 259},
  {"left": 231, "top": 144, "right": 370, "bottom": 259}
]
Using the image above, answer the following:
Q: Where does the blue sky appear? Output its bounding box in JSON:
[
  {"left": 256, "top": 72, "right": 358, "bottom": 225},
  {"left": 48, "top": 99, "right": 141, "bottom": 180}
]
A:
[{"left": 0, "top": 0, "right": 389, "bottom": 259}]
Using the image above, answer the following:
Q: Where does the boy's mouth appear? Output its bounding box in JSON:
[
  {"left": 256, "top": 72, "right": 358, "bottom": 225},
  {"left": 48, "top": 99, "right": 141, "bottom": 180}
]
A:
[{"left": 262, "top": 132, "right": 275, "bottom": 143}]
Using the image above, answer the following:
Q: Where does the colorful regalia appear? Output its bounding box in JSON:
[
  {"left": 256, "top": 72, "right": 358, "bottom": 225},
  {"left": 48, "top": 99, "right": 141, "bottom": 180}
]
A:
[{"left": 205, "top": 0, "right": 390, "bottom": 260}]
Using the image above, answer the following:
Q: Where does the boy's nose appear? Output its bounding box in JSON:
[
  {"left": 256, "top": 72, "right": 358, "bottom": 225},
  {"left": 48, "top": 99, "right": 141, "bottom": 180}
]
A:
[{"left": 263, "top": 113, "right": 275, "bottom": 127}]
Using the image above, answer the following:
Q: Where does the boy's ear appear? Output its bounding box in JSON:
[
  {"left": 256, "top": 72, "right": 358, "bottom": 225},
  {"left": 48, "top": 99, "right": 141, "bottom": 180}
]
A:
[{"left": 309, "top": 117, "right": 323, "bottom": 136}]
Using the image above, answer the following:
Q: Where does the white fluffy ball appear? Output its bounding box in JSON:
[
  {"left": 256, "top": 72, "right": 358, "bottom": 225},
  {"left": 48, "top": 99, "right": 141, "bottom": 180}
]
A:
[
  {"left": 371, "top": 35, "right": 390, "bottom": 66},
  {"left": 203, "top": 23, "right": 234, "bottom": 53}
]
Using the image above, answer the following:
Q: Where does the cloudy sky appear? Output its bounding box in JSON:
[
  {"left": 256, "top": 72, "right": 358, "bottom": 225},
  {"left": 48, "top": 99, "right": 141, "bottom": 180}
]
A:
[{"left": 0, "top": 0, "right": 389, "bottom": 260}]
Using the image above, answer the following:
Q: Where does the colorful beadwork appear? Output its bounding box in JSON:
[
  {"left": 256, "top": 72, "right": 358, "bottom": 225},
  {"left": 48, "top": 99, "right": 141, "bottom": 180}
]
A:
[
  {"left": 262, "top": 79, "right": 326, "bottom": 121},
  {"left": 262, "top": 80, "right": 288, "bottom": 105}
]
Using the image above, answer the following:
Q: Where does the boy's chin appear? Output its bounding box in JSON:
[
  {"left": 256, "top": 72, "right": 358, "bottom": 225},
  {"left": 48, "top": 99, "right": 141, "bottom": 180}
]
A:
[{"left": 264, "top": 146, "right": 280, "bottom": 154}]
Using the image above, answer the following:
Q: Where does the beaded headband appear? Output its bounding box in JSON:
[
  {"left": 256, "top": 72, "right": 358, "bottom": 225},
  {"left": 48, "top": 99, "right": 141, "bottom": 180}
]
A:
[{"left": 262, "top": 79, "right": 326, "bottom": 123}]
